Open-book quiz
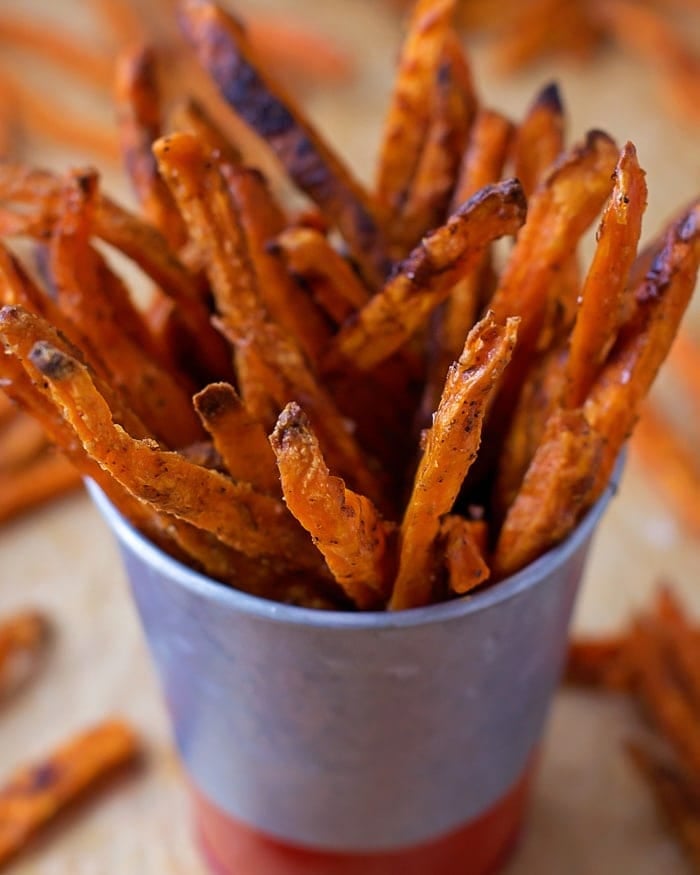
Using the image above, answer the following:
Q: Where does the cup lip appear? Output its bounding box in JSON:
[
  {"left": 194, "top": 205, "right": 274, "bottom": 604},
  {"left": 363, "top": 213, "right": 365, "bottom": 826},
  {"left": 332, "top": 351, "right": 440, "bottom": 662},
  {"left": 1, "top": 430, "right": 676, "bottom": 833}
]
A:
[{"left": 86, "top": 454, "right": 623, "bottom": 631}]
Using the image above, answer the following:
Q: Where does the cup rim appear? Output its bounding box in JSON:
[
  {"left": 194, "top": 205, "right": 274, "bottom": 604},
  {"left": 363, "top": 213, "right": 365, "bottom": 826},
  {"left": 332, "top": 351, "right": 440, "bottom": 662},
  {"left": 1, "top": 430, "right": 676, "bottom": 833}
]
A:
[{"left": 86, "top": 454, "right": 622, "bottom": 630}]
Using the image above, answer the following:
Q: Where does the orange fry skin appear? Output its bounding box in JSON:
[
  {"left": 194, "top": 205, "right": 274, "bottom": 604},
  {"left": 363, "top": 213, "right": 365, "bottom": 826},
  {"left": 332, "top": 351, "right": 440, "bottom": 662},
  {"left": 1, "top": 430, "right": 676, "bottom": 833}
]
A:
[
  {"left": 492, "top": 407, "right": 603, "bottom": 580},
  {"left": 566, "top": 142, "right": 648, "bottom": 407},
  {"left": 180, "top": 0, "right": 391, "bottom": 289},
  {"left": 193, "top": 382, "right": 280, "bottom": 496},
  {"left": 0, "top": 720, "right": 140, "bottom": 867},
  {"left": 440, "top": 514, "right": 490, "bottom": 596},
  {"left": 327, "top": 179, "right": 527, "bottom": 374},
  {"left": 270, "top": 403, "right": 394, "bottom": 610},
  {"left": 390, "top": 314, "right": 518, "bottom": 610}
]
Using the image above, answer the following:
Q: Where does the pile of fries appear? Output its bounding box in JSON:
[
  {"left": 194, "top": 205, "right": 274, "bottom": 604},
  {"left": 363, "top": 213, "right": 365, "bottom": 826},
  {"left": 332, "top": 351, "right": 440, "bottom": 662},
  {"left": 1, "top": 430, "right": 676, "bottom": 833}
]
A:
[
  {"left": 568, "top": 587, "right": 700, "bottom": 872},
  {"left": 0, "top": 0, "right": 698, "bottom": 612}
]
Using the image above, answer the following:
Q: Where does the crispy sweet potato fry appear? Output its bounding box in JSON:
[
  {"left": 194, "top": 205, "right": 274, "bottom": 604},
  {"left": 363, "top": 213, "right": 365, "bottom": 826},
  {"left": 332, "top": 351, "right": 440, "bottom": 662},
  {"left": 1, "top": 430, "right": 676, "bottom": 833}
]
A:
[
  {"left": 168, "top": 95, "right": 242, "bottom": 167},
  {"left": 391, "top": 314, "right": 518, "bottom": 610},
  {"left": 270, "top": 403, "right": 393, "bottom": 609},
  {"left": 375, "top": 0, "right": 457, "bottom": 221},
  {"left": 0, "top": 720, "right": 140, "bottom": 867},
  {"left": 511, "top": 82, "right": 565, "bottom": 198},
  {"left": 155, "top": 132, "right": 384, "bottom": 504},
  {"left": 452, "top": 108, "right": 514, "bottom": 211},
  {"left": 0, "top": 450, "right": 81, "bottom": 526},
  {"left": 566, "top": 143, "right": 648, "bottom": 406},
  {"left": 585, "top": 202, "right": 700, "bottom": 498},
  {"left": 271, "top": 226, "right": 370, "bottom": 325},
  {"left": 27, "top": 339, "right": 323, "bottom": 573},
  {"left": 193, "top": 382, "right": 279, "bottom": 495},
  {"left": 115, "top": 43, "right": 187, "bottom": 249},
  {"left": 492, "top": 407, "right": 603, "bottom": 579},
  {"left": 327, "top": 179, "right": 526, "bottom": 373},
  {"left": 0, "top": 611, "right": 51, "bottom": 698},
  {"left": 0, "top": 412, "right": 47, "bottom": 473},
  {"left": 440, "top": 514, "right": 490, "bottom": 596},
  {"left": 180, "top": 0, "right": 391, "bottom": 288}
]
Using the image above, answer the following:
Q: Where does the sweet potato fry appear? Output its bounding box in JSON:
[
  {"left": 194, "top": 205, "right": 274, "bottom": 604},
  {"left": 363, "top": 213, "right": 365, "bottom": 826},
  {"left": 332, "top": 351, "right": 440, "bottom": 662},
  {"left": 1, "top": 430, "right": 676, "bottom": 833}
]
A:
[
  {"left": 511, "top": 82, "right": 565, "bottom": 198},
  {"left": 0, "top": 450, "right": 81, "bottom": 525},
  {"left": 271, "top": 226, "right": 370, "bottom": 325},
  {"left": 399, "top": 32, "right": 476, "bottom": 250},
  {"left": 375, "top": 0, "right": 457, "bottom": 221},
  {"left": 270, "top": 403, "right": 393, "bottom": 609},
  {"left": 0, "top": 720, "right": 140, "bottom": 867},
  {"left": 585, "top": 202, "right": 700, "bottom": 499},
  {"left": 391, "top": 314, "right": 518, "bottom": 610},
  {"left": 327, "top": 179, "right": 526, "bottom": 373},
  {"left": 566, "top": 143, "right": 647, "bottom": 406},
  {"left": 115, "top": 43, "right": 187, "bottom": 249},
  {"left": 565, "top": 636, "right": 630, "bottom": 689},
  {"left": 180, "top": 0, "right": 391, "bottom": 288},
  {"left": 224, "top": 165, "right": 331, "bottom": 363},
  {"left": 193, "top": 382, "right": 279, "bottom": 495},
  {"left": 0, "top": 611, "right": 51, "bottom": 698},
  {"left": 0, "top": 412, "right": 47, "bottom": 473},
  {"left": 631, "top": 406, "right": 700, "bottom": 538},
  {"left": 668, "top": 329, "right": 700, "bottom": 417},
  {"left": 439, "top": 514, "right": 490, "bottom": 596},
  {"left": 168, "top": 95, "right": 242, "bottom": 167},
  {"left": 0, "top": 391, "right": 13, "bottom": 426},
  {"left": 155, "top": 132, "right": 384, "bottom": 504},
  {"left": 451, "top": 108, "right": 514, "bottom": 211},
  {"left": 492, "top": 407, "right": 603, "bottom": 579},
  {"left": 27, "top": 339, "right": 323, "bottom": 574}
]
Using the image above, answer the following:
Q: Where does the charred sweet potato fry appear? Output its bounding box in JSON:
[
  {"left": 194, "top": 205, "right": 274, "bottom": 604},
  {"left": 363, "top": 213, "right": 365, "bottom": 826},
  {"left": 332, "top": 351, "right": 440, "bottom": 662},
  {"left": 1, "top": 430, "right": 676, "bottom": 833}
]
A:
[
  {"left": 511, "top": 82, "right": 565, "bottom": 198},
  {"left": 327, "top": 179, "right": 526, "bottom": 373},
  {"left": 180, "top": 0, "right": 391, "bottom": 288},
  {"left": 115, "top": 43, "right": 187, "bottom": 250},
  {"left": 0, "top": 611, "right": 51, "bottom": 697},
  {"left": 492, "top": 407, "right": 603, "bottom": 579},
  {"left": 0, "top": 720, "right": 140, "bottom": 867},
  {"left": 270, "top": 403, "right": 393, "bottom": 609},
  {"left": 193, "top": 381, "right": 279, "bottom": 495},
  {"left": 391, "top": 315, "right": 517, "bottom": 610},
  {"left": 566, "top": 143, "right": 647, "bottom": 407}
]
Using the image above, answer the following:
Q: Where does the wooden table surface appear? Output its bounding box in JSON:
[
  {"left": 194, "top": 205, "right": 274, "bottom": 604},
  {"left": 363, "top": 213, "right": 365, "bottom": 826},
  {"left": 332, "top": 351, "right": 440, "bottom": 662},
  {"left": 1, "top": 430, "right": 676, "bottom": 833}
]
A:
[{"left": 1, "top": 1, "right": 699, "bottom": 873}]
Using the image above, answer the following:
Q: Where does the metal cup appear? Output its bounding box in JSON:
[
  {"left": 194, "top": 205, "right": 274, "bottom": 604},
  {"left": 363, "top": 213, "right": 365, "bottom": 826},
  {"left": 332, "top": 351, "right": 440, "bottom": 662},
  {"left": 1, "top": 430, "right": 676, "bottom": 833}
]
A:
[{"left": 87, "top": 462, "right": 620, "bottom": 875}]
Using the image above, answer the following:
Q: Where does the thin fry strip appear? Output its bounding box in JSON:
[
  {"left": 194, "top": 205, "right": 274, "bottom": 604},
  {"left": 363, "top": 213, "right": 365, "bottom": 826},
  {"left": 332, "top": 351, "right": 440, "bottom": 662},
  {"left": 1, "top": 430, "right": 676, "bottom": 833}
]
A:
[
  {"left": 155, "top": 132, "right": 384, "bottom": 505},
  {"left": 180, "top": 0, "right": 391, "bottom": 288},
  {"left": 511, "top": 82, "right": 565, "bottom": 198},
  {"left": 0, "top": 611, "right": 51, "bottom": 696},
  {"left": 27, "top": 339, "right": 323, "bottom": 574},
  {"left": 585, "top": 202, "right": 700, "bottom": 498},
  {"left": 375, "top": 0, "right": 457, "bottom": 219},
  {"left": 440, "top": 514, "right": 490, "bottom": 596},
  {"left": 0, "top": 413, "right": 47, "bottom": 473},
  {"left": 115, "top": 43, "right": 187, "bottom": 249},
  {"left": 327, "top": 179, "right": 526, "bottom": 374},
  {"left": 0, "top": 391, "right": 13, "bottom": 426},
  {"left": 565, "top": 636, "right": 630, "bottom": 689},
  {"left": 0, "top": 720, "right": 140, "bottom": 867},
  {"left": 391, "top": 314, "right": 518, "bottom": 610},
  {"left": 631, "top": 406, "right": 700, "bottom": 538},
  {"left": 492, "top": 407, "right": 604, "bottom": 580},
  {"left": 270, "top": 403, "right": 392, "bottom": 609},
  {"left": 224, "top": 165, "right": 331, "bottom": 363},
  {"left": 627, "top": 743, "right": 700, "bottom": 873},
  {"left": 653, "top": 587, "right": 700, "bottom": 716},
  {"left": 271, "top": 226, "right": 370, "bottom": 325},
  {"left": 451, "top": 108, "right": 514, "bottom": 211},
  {"left": 566, "top": 143, "right": 648, "bottom": 406},
  {"left": 49, "top": 170, "right": 203, "bottom": 448},
  {"left": 89, "top": 0, "right": 144, "bottom": 44},
  {"left": 668, "top": 329, "right": 700, "bottom": 417},
  {"left": 0, "top": 451, "right": 81, "bottom": 526},
  {"left": 193, "top": 382, "right": 279, "bottom": 495},
  {"left": 168, "top": 96, "right": 242, "bottom": 166}
]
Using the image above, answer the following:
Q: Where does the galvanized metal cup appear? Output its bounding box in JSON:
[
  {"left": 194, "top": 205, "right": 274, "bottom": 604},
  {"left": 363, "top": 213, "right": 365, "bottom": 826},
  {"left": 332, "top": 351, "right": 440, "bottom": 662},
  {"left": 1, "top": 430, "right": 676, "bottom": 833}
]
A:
[{"left": 87, "top": 464, "right": 621, "bottom": 875}]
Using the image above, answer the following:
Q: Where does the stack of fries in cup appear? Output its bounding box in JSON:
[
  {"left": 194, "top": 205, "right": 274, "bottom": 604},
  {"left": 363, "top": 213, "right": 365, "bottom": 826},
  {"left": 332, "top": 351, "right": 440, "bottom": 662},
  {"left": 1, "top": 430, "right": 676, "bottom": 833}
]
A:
[{"left": 0, "top": 0, "right": 697, "bottom": 615}]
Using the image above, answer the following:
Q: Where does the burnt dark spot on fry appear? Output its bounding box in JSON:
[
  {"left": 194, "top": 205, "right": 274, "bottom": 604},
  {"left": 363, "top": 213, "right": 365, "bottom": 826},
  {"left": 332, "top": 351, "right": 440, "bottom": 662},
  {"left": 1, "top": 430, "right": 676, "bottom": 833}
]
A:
[{"left": 29, "top": 342, "right": 76, "bottom": 380}]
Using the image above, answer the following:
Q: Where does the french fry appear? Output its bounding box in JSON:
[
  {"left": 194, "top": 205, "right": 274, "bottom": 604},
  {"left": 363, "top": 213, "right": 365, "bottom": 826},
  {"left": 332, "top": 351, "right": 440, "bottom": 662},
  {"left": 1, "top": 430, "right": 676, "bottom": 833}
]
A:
[
  {"left": 327, "top": 179, "right": 526, "bottom": 373},
  {"left": 511, "top": 82, "right": 565, "bottom": 198},
  {"left": 168, "top": 95, "right": 242, "bottom": 167},
  {"left": 271, "top": 226, "right": 370, "bottom": 325},
  {"left": 27, "top": 339, "right": 324, "bottom": 574},
  {"left": 566, "top": 143, "right": 648, "bottom": 407},
  {"left": 155, "top": 132, "right": 384, "bottom": 505},
  {"left": 391, "top": 314, "right": 518, "bottom": 610},
  {"left": 375, "top": 0, "right": 457, "bottom": 222},
  {"left": 585, "top": 202, "right": 700, "bottom": 499},
  {"left": 0, "top": 450, "right": 82, "bottom": 526},
  {"left": 0, "top": 611, "right": 51, "bottom": 697},
  {"left": 440, "top": 514, "right": 490, "bottom": 596},
  {"left": 0, "top": 412, "right": 47, "bottom": 473},
  {"left": 180, "top": 0, "right": 391, "bottom": 288},
  {"left": 270, "top": 403, "right": 393, "bottom": 609},
  {"left": 565, "top": 636, "right": 630, "bottom": 689},
  {"left": 492, "top": 407, "right": 603, "bottom": 579},
  {"left": 115, "top": 43, "right": 187, "bottom": 249},
  {"left": 193, "top": 382, "right": 279, "bottom": 495},
  {"left": 0, "top": 720, "right": 140, "bottom": 867},
  {"left": 451, "top": 107, "right": 514, "bottom": 211},
  {"left": 668, "top": 329, "right": 700, "bottom": 416}
]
